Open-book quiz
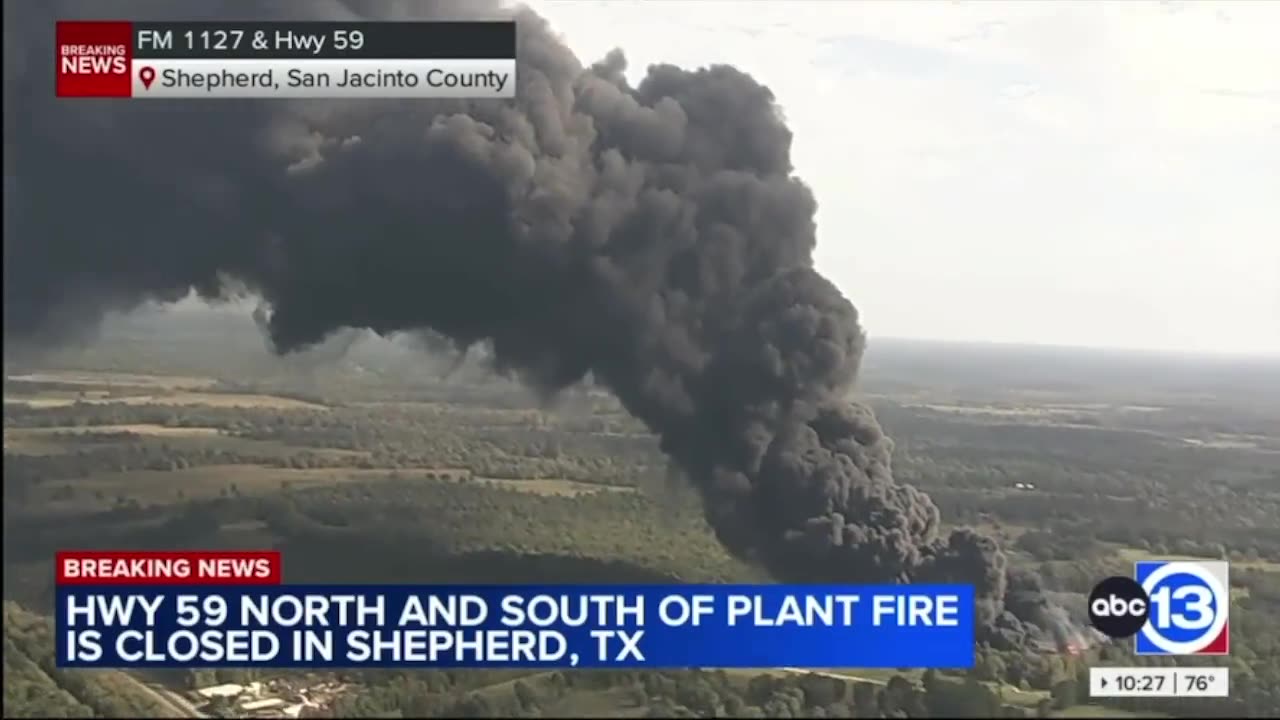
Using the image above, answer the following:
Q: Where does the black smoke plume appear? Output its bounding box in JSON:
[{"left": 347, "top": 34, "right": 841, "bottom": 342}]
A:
[
  {"left": 7, "top": 0, "right": 1035, "bottom": 632},
  {"left": 253, "top": 303, "right": 368, "bottom": 372}
]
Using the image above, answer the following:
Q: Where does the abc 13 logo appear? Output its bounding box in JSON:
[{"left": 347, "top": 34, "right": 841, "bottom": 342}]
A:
[{"left": 1088, "top": 561, "right": 1229, "bottom": 655}]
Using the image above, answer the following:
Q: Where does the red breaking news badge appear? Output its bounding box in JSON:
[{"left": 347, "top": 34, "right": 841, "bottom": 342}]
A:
[
  {"left": 56, "top": 550, "right": 283, "bottom": 585},
  {"left": 55, "top": 21, "right": 133, "bottom": 98}
]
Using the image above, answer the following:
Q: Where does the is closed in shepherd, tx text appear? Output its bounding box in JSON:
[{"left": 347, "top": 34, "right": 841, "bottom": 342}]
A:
[{"left": 58, "top": 587, "right": 973, "bottom": 669}]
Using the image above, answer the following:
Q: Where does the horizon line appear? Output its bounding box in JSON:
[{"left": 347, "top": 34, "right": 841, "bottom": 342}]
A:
[
  {"left": 867, "top": 334, "right": 1280, "bottom": 362},
  {"left": 152, "top": 297, "right": 1280, "bottom": 362}
]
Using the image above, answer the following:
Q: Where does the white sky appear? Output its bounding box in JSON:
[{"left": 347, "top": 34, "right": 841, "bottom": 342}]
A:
[{"left": 527, "top": 0, "right": 1280, "bottom": 357}]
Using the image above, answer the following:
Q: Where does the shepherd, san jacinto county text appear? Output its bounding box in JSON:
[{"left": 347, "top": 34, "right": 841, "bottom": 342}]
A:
[
  {"left": 134, "top": 60, "right": 516, "bottom": 99},
  {"left": 157, "top": 67, "right": 509, "bottom": 92}
]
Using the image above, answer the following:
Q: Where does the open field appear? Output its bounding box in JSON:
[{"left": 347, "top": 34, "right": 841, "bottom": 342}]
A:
[
  {"left": 7, "top": 424, "right": 224, "bottom": 437},
  {"left": 910, "top": 402, "right": 1179, "bottom": 418},
  {"left": 4, "top": 391, "right": 326, "bottom": 411},
  {"left": 5, "top": 369, "right": 326, "bottom": 410},
  {"left": 1180, "top": 434, "right": 1275, "bottom": 450},
  {"left": 7, "top": 371, "right": 218, "bottom": 390},
  {"left": 473, "top": 476, "right": 636, "bottom": 497},
  {"left": 24, "top": 464, "right": 635, "bottom": 513},
  {"left": 1000, "top": 685, "right": 1051, "bottom": 708},
  {"left": 909, "top": 402, "right": 1120, "bottom": 418},
  {"left": 26, "top": 465, "right": 372, "bottom": 509},
  {"left": 430, "top": 670, "right": 650, "bottom": 718},
  {"left": 3, "top": 434, "right": 91, "bottom": 455},
  {"left": 2, "top": 426, "right": 367, "bottom": 461},
  {"left": 806, "top": 667, "right": 920, "bottom": 684},
  {"left": 546, "top": 687, "right": 650, "bottom": 718}
]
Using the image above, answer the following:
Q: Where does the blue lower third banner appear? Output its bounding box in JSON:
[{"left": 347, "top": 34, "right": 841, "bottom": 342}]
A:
[{"left": 57, "top": 584, "right": 975, "bottom": 669}]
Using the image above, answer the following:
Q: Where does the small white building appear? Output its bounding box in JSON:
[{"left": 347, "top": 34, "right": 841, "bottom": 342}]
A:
[
  {"left": 241, "top": 697, "right": 287, "bottom": 712},
  {"left": 196, "top": 683, "right": 244, "bottom": 699}
]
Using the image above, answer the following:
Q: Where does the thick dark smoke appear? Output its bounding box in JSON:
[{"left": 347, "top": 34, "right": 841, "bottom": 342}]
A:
[
  {"left": 253, "top": 303, "right": 367, "bottom": 370},
  {"left": 7, "top": 0, "right": 1038, "bottom": 634}
]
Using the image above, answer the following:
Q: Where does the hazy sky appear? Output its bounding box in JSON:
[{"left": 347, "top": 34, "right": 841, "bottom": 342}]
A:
[{"left": 528, "top": 0, "right": 1280, "bottom": 356}]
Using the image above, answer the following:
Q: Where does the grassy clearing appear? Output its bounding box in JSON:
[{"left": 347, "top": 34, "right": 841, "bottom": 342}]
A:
[
  {"left": 1180, "top": 433, "right": 1279, "bottom": 451},
  {"left": 213, "top": 520, "right": 281, "bottom": 551},
  {"left": 999, "top": 684, "right": 1050, "bottom": 707},
  {"left": 7, "top": 424, "right": 223, "bottom": 438},
  {"left": 547, "top": 687, "right": 649, "bottom": 717},
  {"left": 8, "top": 371, "right": 217, "bottom": 389},
  {"left": 473, "top": 477, "right": 636, "bottom": 497},
  {"left": 4, "top": 391, "right": 325, "bottom": 411},
  {"left": 811, "top": 667, "right": 920, "bottom": 684},
  {"left": 1115, "top": 546, "right": 1280, "bottom": 573},
  {"left": 1, "top": 427, "right": 367, "bottom": 463},
  {"left": 2, "top": 434, "right": 83, "bottom": 455},
  {"left": 31, "top": 466, "right": 632, "bottom": 511},
  {"left": 898, "top": 400, "right": 1180, "bottom": 434},
  {"left": 5, "top": 393, "right": 110, "bottom": 408},
  {"left": 30, "top": 465, "right": 372, "bottom": 509},
  {"left": 454, "top": 671, "right": 648, "bottom": 718},
  {"left": 949, "top": 521, "right": 1033, "bottom": 542},
  {"left": 912, "top": 403, "right": 1101, "bottom": 418}
]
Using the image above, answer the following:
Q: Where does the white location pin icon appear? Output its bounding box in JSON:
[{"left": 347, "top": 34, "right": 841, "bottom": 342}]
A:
[{"left": 139, "top": 66, "right": 156, "bottom": 90}]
